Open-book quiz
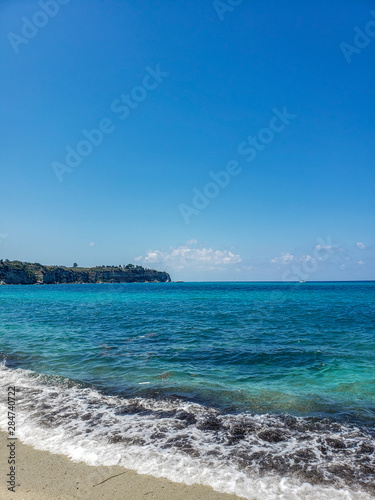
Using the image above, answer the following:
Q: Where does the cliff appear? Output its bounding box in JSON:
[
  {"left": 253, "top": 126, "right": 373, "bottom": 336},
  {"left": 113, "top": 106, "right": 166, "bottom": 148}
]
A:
[{"left": 0, "top": 261, "right": 171, "bottom": 285}]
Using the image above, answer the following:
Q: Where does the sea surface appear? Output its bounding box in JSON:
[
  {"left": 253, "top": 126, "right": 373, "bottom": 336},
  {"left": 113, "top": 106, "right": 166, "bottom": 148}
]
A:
[{"left": 0, "top": 282, "right": 374, "bottom": 499}]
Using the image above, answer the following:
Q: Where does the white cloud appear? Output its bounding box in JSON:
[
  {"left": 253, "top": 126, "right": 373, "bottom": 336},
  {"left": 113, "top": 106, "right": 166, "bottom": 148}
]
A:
[
  {"left": 303, "top": 254, "right": 313, "bottom": 262},
  {"left": 356, "top": 242, "right": 366, "bottom": 250},
  {"left": 270, "top": 252, "right": 295, "bottom": 264},
  {"left": 358, "top": 260, "right": 365, "bottom": 265},
  {"left": 136, "top": 243, "right": 241, "bottom": 270},
  {"left": 89, "top": 242, "right": 95, "bottom": 246},
  {"left": 185, "top": 238, "right": 198, "bottom": 245},
  {"left": 315, "top": 243, "right": 332, "bottom": 251}
]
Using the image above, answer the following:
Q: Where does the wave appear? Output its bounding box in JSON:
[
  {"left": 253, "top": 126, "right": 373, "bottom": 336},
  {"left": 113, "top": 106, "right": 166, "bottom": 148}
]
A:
[{"left": 0, "top": 362, "right": 374, "bottom": 500}]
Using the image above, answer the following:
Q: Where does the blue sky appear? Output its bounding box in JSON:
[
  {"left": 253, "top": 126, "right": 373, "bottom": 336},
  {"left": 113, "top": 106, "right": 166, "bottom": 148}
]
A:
[{"left": 1, "top": 0, "right": 374, "bottom": 281}]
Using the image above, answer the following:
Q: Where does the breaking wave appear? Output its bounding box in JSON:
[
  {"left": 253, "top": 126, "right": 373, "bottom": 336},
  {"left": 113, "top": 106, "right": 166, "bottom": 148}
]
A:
[{"left": 1, "top": 363, "right": 374, "bottom": 499}]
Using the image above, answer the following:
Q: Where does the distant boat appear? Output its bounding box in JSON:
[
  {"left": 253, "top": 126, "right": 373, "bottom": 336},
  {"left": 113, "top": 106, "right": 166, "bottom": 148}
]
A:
[
  {"left": 175, "top": 280, "right": 184, "bottom": 283},
  {"left": 299, "top": 280, "right": 306, "bottom": 283}
]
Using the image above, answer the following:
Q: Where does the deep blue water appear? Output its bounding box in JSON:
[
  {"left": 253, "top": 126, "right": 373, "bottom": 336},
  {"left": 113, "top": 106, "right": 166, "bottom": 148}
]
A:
[{"left": 0, "top": 282, "right": 374, "bottom": 499}]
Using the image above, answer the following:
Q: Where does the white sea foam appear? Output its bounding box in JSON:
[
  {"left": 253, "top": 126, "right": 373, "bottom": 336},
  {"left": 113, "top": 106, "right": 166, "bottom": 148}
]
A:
[{"left": 0, "top": 363, "right": 373, "bottom": 500}]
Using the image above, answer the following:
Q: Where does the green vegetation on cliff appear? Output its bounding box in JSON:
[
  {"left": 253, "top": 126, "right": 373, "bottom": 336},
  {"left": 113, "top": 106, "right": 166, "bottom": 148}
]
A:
[{"left": 0, "top": 260, "right": 171, "bottom": 285}]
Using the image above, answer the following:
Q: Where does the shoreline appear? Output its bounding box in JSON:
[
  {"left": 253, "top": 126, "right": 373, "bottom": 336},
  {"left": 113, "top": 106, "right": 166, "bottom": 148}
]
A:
[{"left": 0, "top": 431, "right": 243, "bottom": 500}]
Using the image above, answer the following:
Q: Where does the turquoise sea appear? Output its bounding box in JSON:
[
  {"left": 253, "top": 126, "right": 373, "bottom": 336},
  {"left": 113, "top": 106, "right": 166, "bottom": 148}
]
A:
[{"left": 0, "top": 282, "right": 374, "bottom": 499}]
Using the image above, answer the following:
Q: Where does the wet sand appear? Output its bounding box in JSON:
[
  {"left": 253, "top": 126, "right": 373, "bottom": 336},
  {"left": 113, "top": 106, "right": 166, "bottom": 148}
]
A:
[{"left": 0, "top": 431, "right": 244, "bottom": 500}]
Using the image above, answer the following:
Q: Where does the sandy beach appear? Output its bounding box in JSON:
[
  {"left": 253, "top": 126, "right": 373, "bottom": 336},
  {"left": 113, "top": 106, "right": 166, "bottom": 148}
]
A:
[{"left": 0, "top": 432, "right": 243, "bottom": 500}]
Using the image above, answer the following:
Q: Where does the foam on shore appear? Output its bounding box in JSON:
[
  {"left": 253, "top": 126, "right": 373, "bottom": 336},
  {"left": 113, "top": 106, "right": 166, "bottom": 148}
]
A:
[{"left": 1, "top": 363, "right": 374, "bottom": 500}]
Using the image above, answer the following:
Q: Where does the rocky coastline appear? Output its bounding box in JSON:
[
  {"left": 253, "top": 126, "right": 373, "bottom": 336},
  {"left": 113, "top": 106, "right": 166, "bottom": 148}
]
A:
[{"left": 0, "top": 261, "right": 171, "bottom": 285}]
